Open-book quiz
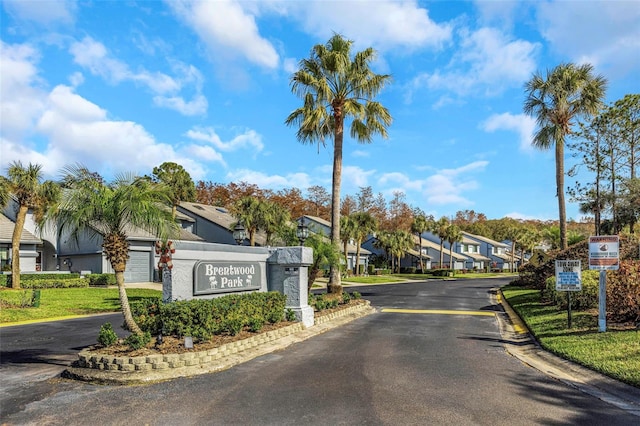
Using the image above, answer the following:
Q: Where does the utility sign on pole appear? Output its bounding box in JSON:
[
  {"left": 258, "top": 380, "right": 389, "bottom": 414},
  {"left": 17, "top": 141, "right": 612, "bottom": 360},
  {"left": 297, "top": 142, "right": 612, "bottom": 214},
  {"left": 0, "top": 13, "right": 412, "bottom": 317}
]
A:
[
  {"left": 555, "top": 260, "right": 581, "bottom": 329},
  {"left": 555, "top": 260, "right": 582, "bottom": 291},
  {"left": 588, "top": 235, "right": 620, "bottom": 271},
  {"left": 589, "top": 235, "right": 619, "bottom": 333}
]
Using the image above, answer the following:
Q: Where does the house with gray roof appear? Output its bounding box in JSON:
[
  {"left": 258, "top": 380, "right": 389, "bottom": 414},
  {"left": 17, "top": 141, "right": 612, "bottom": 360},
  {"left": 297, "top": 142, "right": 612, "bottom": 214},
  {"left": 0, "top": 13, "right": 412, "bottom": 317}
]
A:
[{"left": 0, "top": 213, "right": 42, "bottom": 272}]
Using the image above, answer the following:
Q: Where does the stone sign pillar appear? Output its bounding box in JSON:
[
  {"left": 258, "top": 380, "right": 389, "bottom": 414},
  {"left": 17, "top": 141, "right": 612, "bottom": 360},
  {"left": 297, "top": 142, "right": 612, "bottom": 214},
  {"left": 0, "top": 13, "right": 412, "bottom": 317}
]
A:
[{"left": 267, "top": 247, "right": 314, "bottom": 327}]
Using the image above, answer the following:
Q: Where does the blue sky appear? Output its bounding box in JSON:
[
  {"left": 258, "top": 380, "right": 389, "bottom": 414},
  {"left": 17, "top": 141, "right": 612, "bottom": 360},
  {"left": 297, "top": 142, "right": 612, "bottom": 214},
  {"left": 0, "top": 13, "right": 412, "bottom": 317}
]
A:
[{"left": 1, "top": 0, "right": 639, "bottom": 221}]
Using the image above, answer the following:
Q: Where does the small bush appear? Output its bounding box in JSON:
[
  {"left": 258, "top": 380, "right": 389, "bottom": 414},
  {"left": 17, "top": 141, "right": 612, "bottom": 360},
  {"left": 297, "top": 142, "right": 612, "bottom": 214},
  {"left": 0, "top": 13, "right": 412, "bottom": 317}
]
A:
[
  {"left": 87, "top": 273, "right": 116, "bottom": 286},
  {"left": 97, "top": 323, "right": 119, "bottom": 347},
  {"left": 285, "top": 308, "right": 296, "bottom": 322},
  {"left": 124, "top": 332, "right": 151, "bottom": 350}
]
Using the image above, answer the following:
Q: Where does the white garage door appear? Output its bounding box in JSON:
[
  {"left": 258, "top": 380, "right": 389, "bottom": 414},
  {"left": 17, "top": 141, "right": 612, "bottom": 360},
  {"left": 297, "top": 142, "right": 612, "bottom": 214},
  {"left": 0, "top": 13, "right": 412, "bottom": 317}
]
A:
[{"left": 124, "top": 251, "right": 151, "bottom": 283}]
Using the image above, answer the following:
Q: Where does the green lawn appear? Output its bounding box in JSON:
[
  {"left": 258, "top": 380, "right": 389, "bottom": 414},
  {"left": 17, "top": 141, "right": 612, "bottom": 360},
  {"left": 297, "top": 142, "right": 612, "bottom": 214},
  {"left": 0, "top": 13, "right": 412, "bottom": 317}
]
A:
[
  {"left": 502, "top": 285, "right": 640, "bottom": 388},
  {"left": 0, "top": 288, "right": 161, "bottom": 324}
]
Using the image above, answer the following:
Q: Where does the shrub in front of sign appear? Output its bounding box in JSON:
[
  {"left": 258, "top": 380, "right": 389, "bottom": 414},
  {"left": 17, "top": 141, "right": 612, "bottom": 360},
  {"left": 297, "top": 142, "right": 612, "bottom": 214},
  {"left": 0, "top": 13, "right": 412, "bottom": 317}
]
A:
[
  {"left": 130, "top": 291, "right": 287, "bottom": 342},
  {"left": 606, "top": 260, "right": 640, "bottom": 324},
  {"left": 543, "top": 270, "right": 599, "bottom": 310}
]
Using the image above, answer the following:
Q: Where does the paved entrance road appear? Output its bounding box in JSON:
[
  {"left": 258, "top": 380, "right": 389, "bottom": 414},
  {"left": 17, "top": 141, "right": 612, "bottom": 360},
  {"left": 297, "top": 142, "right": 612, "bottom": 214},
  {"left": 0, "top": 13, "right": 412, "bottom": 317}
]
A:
[{"left": 1, "top": 277, "right": 638, "bottom": 425}]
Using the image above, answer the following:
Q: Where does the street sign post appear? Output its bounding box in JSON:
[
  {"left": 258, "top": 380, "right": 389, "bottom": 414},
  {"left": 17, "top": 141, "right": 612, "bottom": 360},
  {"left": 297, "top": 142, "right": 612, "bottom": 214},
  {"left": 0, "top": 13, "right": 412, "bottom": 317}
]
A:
[
  {"left": 589, "top": 235, "right": 620, "bottom": 332},
  {"left": 555, "top": 260, "right": 581, "bottom": 328}
]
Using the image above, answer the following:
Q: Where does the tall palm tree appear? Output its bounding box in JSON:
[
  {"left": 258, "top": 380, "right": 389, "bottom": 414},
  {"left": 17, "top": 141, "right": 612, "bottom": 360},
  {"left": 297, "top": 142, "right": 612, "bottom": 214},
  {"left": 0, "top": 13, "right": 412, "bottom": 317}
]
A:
[
  {"left": 286, "top": 34, "right": 392, "bottom": 294},
  {"left": 524, "top": 63, "right": 607, "bottom": 249},
  {"left": 433, "top": 217, "right": 450, "bottom": 268},
  {"left": 1, "top": 162, "right": 59, "bottom": 289},
  {"left": 411, "top": 212, "right": 433, "bottom": 272},
  {"left": 388, "top": 230, "right": 414, "bottom": 273},
  {"left": 444, "top": 224, "right": 462, "bottom": 270},
  {"left": 351, "top": 211, "right": 377, "bottom": 275},
  {"left": 48, "top": 165, "right": 178, "bottom": 334}
]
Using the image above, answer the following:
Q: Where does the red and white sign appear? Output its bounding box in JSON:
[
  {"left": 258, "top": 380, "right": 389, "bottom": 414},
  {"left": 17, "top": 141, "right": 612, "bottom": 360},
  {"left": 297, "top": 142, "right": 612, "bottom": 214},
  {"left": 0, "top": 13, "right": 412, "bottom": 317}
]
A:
[{"left": 588, "top": 235, "right": 619, "bottom": 271}]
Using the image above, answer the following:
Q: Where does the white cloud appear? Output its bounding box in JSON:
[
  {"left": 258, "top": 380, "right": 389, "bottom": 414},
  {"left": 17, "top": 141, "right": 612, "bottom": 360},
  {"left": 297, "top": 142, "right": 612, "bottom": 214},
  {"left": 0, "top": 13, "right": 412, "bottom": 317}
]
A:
[
  {"left": 535, "top": 1, "right": 640, "bottom": 77},
  {"left": 481, "top": 112, "right": 536, "bottom": 152},
  {"left": 2, "top": 0, "right": 76, "bottom": 25},
  {"left": 69, "top": 36, "right": 207, "bottom": 115},
  {"left": 225, "top": 169, "right": 311, "bottom": 190},
  {"left": 0, "top": 41, "right": 46, "bottom": 144},
  {"left": 351, "top": 150, "right": 370, "bottom": 158},
  {"left": 186, "top": 145, "right": 226, "bottom": 167},
  {"left": 285, "top": 0, "right": 452, "bottom": 51},
  {"left": 185, "top": 127, "right": 264, "bottom": 153},
  {"left": 166, "top": 0, "right": 279, "bottom": 69},
  {"left": 422, "top": 161, "right": 488, "bottom": 206},
  {"left": 407, "top": 27, "right": 539, "bottom": 100},
  {"left": 378, "top": 172, "right": 423, "bottom": 192}
]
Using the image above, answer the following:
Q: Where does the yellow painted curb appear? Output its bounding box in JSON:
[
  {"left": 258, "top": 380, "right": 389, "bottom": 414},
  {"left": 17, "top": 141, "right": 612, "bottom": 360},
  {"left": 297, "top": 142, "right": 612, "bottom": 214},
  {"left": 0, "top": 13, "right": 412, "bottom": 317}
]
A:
[{"left": 496, "top": 291, "right": 528, "bottom": 334}]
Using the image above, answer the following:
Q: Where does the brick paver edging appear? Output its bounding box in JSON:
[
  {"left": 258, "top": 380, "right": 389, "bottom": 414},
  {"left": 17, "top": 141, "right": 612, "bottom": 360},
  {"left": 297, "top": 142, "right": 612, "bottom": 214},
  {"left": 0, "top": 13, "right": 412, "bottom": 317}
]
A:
[{"left": 63, "top": 300, "right": 374, "bottom": 385}]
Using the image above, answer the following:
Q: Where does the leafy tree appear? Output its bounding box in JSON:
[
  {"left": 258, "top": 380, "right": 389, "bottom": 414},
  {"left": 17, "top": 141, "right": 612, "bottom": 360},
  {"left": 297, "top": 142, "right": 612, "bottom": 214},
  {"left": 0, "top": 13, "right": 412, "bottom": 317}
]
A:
[
  {"left": 48, "top": 165, "right": 178, "bottom": 334},
  {"left": 150, "top": 162, "right": 196, "bottom": 218},
  {"left": 286, "top": 33, "right": 392, "bottom": 294},
  {"left": 524, "top": 63, "right": 607, "bottom": 249},
  {"left": 340, "top": 194, "right": 357, "bottom": 217},
  {"left": 356, "top": 186, "right": 375, "bottom": 212},
  {"left": 307, "top": 185, "right": 330, "bottom": 219},
  {"left": 387, "top": 191, "right": 413, "bottom": 232},
  {"left": 0, "top": 162, "right": 60, "bottom": 289},
  {"left": 351, "top": 211, "right": 377, "bottom": 275}
]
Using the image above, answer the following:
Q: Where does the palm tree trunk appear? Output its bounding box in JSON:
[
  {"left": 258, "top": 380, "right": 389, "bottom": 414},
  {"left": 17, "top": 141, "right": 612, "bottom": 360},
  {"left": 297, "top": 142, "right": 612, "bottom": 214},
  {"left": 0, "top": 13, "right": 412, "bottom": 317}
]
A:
[
  {"left": 355, "top": 241, "right": 361, "bottom": 275},
  {"left": 115, "top": 270, "right": 143, "bottom": 335},
  {"left": 328, "top": 113, "right": 344, "bottom": 295},
  {"left": 10, "top": 204, "right": 28, "bottom": 289},
  {"left": 556, "top": 141, "right": 568, "bottom": 250},
  {"left": 418, "top": 235, "right": 424, "bottom": 271}
]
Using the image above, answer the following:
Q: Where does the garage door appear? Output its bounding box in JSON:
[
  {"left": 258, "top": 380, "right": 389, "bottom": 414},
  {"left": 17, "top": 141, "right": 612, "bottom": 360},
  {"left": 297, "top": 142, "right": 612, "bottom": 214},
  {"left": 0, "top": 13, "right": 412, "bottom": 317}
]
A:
[{"left": 124, "top": 251, "right": 151, "bottom": 283}]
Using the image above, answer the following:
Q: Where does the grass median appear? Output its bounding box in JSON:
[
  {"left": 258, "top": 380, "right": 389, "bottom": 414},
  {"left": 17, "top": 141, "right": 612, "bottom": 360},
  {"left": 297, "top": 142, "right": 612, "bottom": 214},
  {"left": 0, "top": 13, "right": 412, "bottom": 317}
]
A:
[
  {"left": 0, "top": 288, "right": 162, "bottom": 325},
  {"left": 502, "top": 284, "right": 640, "bottom": 388}
]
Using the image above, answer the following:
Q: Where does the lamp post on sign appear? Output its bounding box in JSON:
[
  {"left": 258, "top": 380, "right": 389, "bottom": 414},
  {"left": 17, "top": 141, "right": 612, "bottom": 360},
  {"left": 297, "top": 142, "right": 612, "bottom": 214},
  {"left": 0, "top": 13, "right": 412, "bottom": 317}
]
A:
[
  {"left": 555, "top": 259, "right": 581, "bottom": 328},
  {"left": 588, "top": 235, "right": 619, "bottom": 332}
]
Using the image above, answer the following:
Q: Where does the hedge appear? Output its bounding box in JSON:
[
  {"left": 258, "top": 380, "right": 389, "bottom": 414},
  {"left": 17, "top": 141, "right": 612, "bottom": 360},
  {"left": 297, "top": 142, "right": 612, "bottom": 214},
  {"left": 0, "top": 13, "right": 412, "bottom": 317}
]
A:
[
  {"left": 130, "top": 291, "right": 288, "bottom": 339},
  {"left": 0, "top": 273, "right": 83, "bottom": 288}
]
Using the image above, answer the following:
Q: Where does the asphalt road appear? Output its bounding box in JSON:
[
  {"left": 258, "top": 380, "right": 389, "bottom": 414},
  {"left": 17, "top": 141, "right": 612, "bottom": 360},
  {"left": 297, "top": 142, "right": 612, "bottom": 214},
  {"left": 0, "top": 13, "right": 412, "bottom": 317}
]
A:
[{"left": 1, "top": 277, "right": 638, "bottom": 425}]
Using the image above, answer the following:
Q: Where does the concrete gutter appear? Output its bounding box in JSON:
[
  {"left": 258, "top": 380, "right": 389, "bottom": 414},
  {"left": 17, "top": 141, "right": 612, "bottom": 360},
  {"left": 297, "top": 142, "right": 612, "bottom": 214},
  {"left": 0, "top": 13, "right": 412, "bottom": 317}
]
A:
[{"left": 495, "top": 288, "right": 640, "bottom": 417}]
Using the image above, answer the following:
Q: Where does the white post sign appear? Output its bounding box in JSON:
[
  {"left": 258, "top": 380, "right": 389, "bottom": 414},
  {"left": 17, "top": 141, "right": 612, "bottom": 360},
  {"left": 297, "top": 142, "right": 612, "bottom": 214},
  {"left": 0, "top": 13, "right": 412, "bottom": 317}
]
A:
[
  {"left": 555, "top": 260, "right": 582, "bottom": 291},
  {"left": 589, "top": 235, "right": 619, "bottom": 333},
  {"left": 588, "top": 235, "right": 619, "bottom": 271}
]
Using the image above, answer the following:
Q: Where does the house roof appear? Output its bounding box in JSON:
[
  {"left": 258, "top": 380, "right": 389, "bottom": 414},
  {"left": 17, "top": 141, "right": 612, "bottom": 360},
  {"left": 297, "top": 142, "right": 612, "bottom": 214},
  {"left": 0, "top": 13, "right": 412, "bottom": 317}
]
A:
[
  {"left": 463, "top": 252, "right": 491, "bottom": 261},
  {"left": 413, "top": 235, "right": 469, "bottom": 260},
  {"left": 461, "top": 231, "right": 508, "bottom": 248},
  {"left": 0, "top": 214, "right": 42, "bottom": 244},
  {"left": 179, "top": 202, "right": 270, "bottom": 245}
]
